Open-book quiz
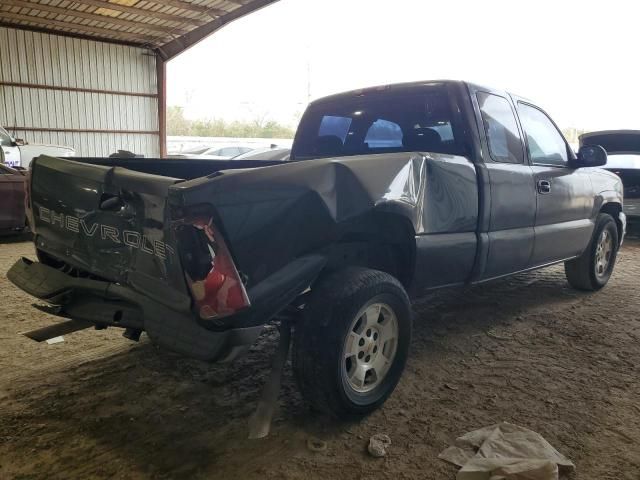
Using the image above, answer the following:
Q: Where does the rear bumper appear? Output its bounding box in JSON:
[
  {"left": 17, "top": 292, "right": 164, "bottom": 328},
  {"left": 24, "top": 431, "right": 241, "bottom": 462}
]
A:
[
  {"left": 7, "top": 257, "right": 262, "bottom": 362},
  {"left": 8, "top": 253, "right": 327, "bottom": 362}
]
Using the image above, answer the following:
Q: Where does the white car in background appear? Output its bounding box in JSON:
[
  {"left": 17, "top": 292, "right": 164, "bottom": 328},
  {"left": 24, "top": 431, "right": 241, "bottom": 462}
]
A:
[
  {"left": 0, "top": 126, "right": 75, "bottom": 168},
  {"left": 198, "top": 145, "right": 253, "bottom": 158},
  {"left": 232, "top": 146, "right": 291, "bottom": 161},
  {"left": 168, "top": 145, "right": 254, "bottom": 160},
  {"left": 580, "top": 130, "right": 640, "bottom": 218}
]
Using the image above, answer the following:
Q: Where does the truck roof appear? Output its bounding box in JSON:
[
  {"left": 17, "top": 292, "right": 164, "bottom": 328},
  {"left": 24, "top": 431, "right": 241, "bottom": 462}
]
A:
[
  {"left": 308, "top": 79, "right": 535, "bottom": 108},
  {"left": 308, "top": 80, "right": 464, "bottom": 106}
]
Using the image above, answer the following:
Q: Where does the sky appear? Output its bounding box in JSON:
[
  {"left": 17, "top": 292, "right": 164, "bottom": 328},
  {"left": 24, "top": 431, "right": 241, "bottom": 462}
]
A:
[{"left": 167, "top": 0, "right": 639, "bottom": 132}]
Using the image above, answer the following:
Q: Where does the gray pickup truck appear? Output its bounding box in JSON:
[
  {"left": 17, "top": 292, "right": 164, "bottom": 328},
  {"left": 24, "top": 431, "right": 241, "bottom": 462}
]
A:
[{"left": 8, "top": 80, "right": 625, "bottom": 418}]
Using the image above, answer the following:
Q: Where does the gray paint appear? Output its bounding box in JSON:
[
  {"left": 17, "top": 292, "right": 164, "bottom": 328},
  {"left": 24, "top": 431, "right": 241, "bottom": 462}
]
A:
[
  {"left": 171, "top": 151, "right": 479, "bottom": 292},
  {"left": 530, "top": 167, "right": 593, "bottom": 264}
]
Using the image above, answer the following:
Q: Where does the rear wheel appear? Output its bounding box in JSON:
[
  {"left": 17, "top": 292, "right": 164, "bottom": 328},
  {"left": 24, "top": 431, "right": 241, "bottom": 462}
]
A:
[
  {"left": 292, "top": 268, "right": 412, "bottom": 418},
  {"left": 565, "top": 213, "right": 619, "bottom": 291}
]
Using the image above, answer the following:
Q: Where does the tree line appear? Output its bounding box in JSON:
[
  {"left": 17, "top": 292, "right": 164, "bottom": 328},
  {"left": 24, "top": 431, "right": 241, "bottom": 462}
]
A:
[{"left": 167, "top": 106, "right": 296, "bottom": 138}]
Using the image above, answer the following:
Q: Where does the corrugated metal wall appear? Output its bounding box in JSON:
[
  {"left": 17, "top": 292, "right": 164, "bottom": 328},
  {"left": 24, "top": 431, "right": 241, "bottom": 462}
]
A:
[{"left": 0, "top": 26, "right": 160, "bottom": 157}]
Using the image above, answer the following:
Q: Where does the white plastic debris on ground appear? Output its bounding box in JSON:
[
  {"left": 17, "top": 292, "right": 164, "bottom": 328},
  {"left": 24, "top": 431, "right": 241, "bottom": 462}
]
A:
[
  {"left": 439, "top": 422, "right": 575, "bottom": 480},
  {"left": 45, "top": 336, "right": 64, "bottom": 345}
]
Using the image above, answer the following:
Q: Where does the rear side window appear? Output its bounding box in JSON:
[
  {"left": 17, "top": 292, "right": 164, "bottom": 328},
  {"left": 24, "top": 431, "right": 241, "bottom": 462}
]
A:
[
  {"left": 517, "top": 103, "right": 568, "bottom": 166},
  {"left": 292, "top": 88, "right": 464, "bottom": 160},
  {"left": 477, "top": 92, "right": 523, "bottom": 164},
  {"left": 318, "top": 116, "right": 352, "bottom": 143}
]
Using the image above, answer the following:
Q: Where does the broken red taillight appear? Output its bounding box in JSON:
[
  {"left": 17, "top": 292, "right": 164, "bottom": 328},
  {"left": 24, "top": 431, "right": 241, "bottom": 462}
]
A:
[{"left": 183, "top": 217, "right": 250, "bottom": 320}]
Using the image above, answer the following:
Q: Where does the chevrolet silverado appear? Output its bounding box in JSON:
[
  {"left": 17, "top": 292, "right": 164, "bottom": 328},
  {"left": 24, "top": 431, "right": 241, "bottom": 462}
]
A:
[{"left": 8, "top": 80, "right": 625, "bottom": 418}]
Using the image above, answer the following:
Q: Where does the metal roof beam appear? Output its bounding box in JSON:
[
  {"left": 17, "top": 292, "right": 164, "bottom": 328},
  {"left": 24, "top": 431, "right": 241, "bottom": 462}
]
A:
[
  {"left": 0, "top": 11, "right": 156, "bottom": 44},
  {"left": 71, "top": 0, "right": 207, "bottom": 27},
  {"left": 0, "top": 20, "right": 146, "bottom": 47},
  {"left": 3, "top": 0, "right": 187, "bottom": 36},
  {"left": 152, "top": 0, "right": 229, "bottom": 17}
]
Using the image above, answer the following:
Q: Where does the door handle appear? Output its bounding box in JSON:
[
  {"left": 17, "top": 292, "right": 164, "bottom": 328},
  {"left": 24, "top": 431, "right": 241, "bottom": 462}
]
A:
[{"left": 537, "top": 180, "right": 551, "bottom": 194}]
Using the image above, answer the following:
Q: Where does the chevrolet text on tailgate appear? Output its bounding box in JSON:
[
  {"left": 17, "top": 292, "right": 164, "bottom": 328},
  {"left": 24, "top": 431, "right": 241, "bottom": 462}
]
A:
[
  {"left": 8, "top": 81, "right": 626, "bottom": 423},
  {"left": 37, "top": 207, "right": 175, "bottom": 261}
]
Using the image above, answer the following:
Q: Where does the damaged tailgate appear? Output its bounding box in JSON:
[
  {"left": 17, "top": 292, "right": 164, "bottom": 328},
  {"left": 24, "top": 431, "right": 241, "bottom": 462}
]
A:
[{"left": 30, "top": 155, "right": 190, "bottom": 310}]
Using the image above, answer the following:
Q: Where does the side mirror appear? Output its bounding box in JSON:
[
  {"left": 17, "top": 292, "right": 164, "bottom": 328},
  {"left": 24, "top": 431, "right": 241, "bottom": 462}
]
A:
[
  {"left": 574, "top": 145, "right": 607, "bottom": 168},
  {"left": 14, "top": 138, "right": 25, "bottom": 146}
]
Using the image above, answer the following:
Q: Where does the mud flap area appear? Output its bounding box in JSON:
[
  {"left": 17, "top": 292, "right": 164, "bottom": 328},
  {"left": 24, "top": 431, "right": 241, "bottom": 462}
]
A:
[{"left": 248, "top": 319, "right": 292, "bottom": 439}]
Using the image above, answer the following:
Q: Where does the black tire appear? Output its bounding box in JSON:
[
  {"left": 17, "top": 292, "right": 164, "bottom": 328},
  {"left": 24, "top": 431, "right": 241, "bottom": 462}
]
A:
[
  {"left": 292, "top": 267, "right": 412, "bottom": 418},
  {"left": 565, "top": 213, "right": 619, "bottom": 291}
]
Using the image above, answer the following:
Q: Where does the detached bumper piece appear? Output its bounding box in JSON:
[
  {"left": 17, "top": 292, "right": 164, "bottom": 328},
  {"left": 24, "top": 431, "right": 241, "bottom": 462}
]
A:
[
  {"left": 619, "top": 211, "right": 627, "bottom": 246},
  {"left": 8, "top": 257, "right": 105, "bottom": 303},
  {"left": 7, "top": 257, "right": 262, "bottom": 362}
]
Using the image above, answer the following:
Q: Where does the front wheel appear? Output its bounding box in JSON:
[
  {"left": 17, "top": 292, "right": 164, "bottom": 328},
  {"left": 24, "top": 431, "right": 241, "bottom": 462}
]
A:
[
  {"left": 565, "top": 213, "right": 619, "bottom": 291},
  {"left": 292, "top": 268, "right": 412, "bottom": 418}
]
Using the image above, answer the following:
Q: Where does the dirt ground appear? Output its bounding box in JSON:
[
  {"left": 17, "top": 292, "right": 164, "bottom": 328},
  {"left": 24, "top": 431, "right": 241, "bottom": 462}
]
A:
[{"left": 1, "top": 230, "right": 639, "bottom": 480}]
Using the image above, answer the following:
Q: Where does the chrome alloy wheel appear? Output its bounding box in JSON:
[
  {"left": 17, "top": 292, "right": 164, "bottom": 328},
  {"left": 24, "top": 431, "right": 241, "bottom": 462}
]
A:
[
  {"left": 342, "top": 302, "right": 399, "bottom": 393},
  {"left": 595, "top": 229, "right": 613, "bottom": 278}
]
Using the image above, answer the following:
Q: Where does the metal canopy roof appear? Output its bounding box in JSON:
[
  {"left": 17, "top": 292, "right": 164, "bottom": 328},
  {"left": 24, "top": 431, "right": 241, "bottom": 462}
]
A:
[{"left": 0, "top": 0, "right": 278, "bottom": 59}]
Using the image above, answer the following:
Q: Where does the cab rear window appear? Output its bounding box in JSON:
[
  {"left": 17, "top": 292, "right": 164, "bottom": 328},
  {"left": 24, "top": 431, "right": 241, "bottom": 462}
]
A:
[{"left": 292, "top": 88, "right": 463, "bottom": 160}]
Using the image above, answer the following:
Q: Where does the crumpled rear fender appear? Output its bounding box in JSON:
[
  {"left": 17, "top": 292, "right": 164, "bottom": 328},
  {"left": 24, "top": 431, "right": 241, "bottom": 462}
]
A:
[{"left": 169, "top": 152, "right": 478, "bottom": 290}]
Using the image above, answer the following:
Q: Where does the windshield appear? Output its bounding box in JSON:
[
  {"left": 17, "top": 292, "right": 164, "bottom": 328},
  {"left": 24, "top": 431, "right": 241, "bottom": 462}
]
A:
[{"left": 292, "top": 88, "right": 463, "bottom": 160}]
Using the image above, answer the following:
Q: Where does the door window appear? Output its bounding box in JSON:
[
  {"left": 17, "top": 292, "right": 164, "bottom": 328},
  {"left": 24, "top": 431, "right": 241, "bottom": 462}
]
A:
[
  {"left": 477, "top": 93, "right": 524, "bottom": 164},
  {"left": 517, "top": 103, "right": 568, "bottom": 167}
]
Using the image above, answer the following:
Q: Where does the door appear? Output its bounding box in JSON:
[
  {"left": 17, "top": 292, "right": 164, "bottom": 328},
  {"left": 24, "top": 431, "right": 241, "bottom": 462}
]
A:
[
  {"left": 0, "top": 165, "right": 26, "bottom": 230},
  {"left": 474, "top": 91, "right": 537, "bottom": 279},
  {"left": 516, "top": 102, "right": 592, "bottom": 265},
  {"left": 0, "top": 127, "right": 21, "bottom": 168}
]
